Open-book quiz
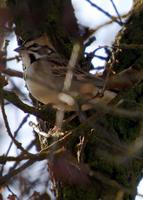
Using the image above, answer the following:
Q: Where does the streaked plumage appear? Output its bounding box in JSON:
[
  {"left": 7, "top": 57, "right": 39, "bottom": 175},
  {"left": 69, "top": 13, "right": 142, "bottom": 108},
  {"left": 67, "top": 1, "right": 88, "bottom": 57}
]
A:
[{"left": 16, "top": 35, "right": 116, "bottom": 110}]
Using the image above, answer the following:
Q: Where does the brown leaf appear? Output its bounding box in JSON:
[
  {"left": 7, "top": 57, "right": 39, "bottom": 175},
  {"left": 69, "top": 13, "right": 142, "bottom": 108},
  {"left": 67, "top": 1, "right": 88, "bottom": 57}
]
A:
[{"left": 49, "top": 150, "right": 90, "bottom": 187}]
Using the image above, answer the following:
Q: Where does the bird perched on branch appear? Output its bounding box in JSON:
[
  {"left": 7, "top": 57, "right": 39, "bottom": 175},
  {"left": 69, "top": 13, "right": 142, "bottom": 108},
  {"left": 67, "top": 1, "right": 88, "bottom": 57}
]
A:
[{"left": 15, "top": 35, "right": 143, "bottom": 111}]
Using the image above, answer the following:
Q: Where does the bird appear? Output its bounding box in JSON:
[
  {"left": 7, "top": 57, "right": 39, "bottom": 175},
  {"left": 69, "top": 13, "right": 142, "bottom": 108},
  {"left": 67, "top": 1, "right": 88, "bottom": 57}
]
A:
[{"left": 15, "top": 35, "right": 117, "bottom": 111}]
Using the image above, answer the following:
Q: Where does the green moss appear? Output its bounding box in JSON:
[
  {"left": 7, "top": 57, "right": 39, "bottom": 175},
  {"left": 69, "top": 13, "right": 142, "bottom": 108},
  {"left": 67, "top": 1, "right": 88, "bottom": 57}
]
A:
[
  {"left": 63, "top": 185, "right": 100, "bottom": 200},
  {"left": 113, "top": 165, "right": 131, "bottom": 187},
  {"left": 90, "top": 157, "right": 114, "bottom": 175},
  {"left": 112, "top": 117, "right": 140, "bottom": 141}
]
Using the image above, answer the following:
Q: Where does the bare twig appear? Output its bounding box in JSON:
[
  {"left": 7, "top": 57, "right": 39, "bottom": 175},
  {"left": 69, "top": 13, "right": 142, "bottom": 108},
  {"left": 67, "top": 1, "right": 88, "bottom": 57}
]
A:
[
  {"left": 63, "top": 43, "right": 81, "bottom": 91},
  {"left": 7, "top": 186, "right": 19, "bottom": 200},
  {"left": 2, "top": 89, "right": 50, "bottom": 120},
  {"left": 109, "top": 0, "right": 123, "bottom": 24},
  {"left": 56, "top": 42, "right": 81, "bottom": 129},
  {"left": 114, "top": 43, "right": 143, "bottom": 50},
  {"left": 0, "top": 147, "right": 65, "bottom": 186},
  {"left": 6, "top": 56, "right": 20, "bottom": 62},
  {"left": 41, "top": 131, "right": 72, "bottom": 152},
  {"left": 0, "top": 159, "right": 35, "bottom": 187},
  {"left": 0, "top": 114, "right": 30, "bottom": 175},
  {"left": 2, "top": 68, "right": 23, "bottom": 78},
  {"left": 9, "top": 139, "right": 36, "bottom": 172},
  {"left": 0, "top": 91, "right": 32, "bottom": 155},
  {"left": 77, "top": 136, "right": 86, "bottom": 163},
  {"left": 83, "top": 12, "right": 130, "bottom": 41},
  {"left": 85, "top": 0, "right": 123, "bottom": 26},
  {"left": 85, "top": 43, "right": 143, "bottom": 54}
]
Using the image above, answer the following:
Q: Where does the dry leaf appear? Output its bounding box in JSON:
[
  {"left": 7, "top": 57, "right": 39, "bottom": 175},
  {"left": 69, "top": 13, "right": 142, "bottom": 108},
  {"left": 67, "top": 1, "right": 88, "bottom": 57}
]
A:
[{"left": 49, "top": 150, "right": 90, "bottom": 187}]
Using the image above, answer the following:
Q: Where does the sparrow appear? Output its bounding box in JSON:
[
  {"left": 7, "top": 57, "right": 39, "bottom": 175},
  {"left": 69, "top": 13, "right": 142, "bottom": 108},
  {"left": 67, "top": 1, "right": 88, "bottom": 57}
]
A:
[{"left": 17, "top": 35, "right": 140, "bottom": 111}]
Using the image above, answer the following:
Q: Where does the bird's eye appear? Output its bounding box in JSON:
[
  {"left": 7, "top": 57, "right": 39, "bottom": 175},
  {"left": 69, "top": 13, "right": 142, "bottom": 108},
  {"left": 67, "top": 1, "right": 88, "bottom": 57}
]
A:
[
  {"left": 29, "top": 53, "right": 36, "bottom": 64},
  {"left": 31, "top": 43, "right": 39, "bottom": 48},
  {"left": 27, "top": 43, "right": 40, "bottom": 51}
]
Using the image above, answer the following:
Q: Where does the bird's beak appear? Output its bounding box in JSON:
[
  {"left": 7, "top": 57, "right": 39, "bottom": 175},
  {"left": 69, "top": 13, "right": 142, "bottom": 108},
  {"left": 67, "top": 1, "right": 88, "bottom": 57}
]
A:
[{"left": 14, "top": 46, "right": 25, "bottom": 52}]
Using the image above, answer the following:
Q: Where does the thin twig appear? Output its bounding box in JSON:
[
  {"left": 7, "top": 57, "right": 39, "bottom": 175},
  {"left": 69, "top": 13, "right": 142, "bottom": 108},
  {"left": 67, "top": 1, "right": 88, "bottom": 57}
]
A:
[
  {"left": 9, "top": 139, "right": 36, "bottom": 172},
  {"left": 41, "top": 131, "right": 72, "bottom": 152},
  {"left": 0, "top": 91, "right": 32, "bottom": 155},
  {"left": 84, "top": 12, "right": 129, "bottom": 41},
  {"left": 0, "top": 114, "right": 30, "bottom": 175},
  {"left": 2, "top": 68, "right": 23, "bottom": 78},
  {"left": 86, "top": 0, "right": 123, "bottom": 26},
  {"left": 0, "top": 159, "right": 35, "bottom": 186},
  {"left": 114, "top": 43, "right": 143, "bottom": 50},
  {"left": 6, "top": 56, "right": 20, "bottom": 62},
  {"left": 63, "top": 43, "right": 81, "bottom": 91},
  {"left": 109, "top": 0, "right": 123, "bottom": 24},
  {"left": 56, "top": 42, "right": 81, "bottom": 129},
  {"left": 7, "top": 185, "right": 20, "bottom": 200},
  {"left": 10, "top": 114, "right": 30, "bottom": 149},
  {"left": 0, "top": 147, "right": 65, "bottom": 186},
  {"left": 2, "top": 89, "right": 50, "bottom": 120}
]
